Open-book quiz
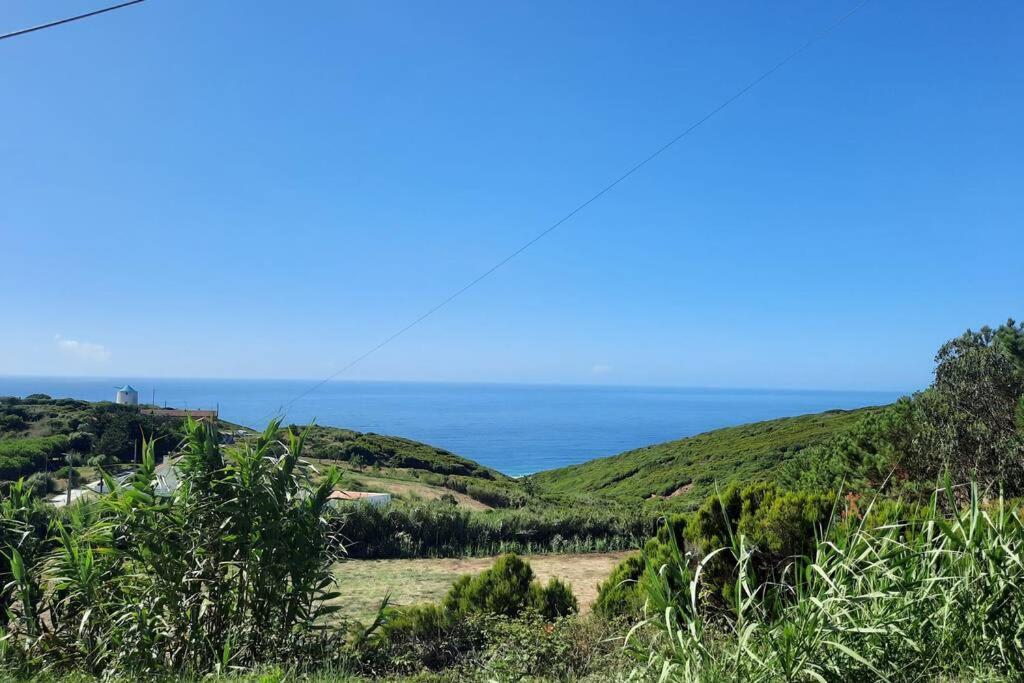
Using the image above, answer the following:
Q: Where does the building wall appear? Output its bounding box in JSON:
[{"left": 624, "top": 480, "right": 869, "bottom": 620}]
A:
[{"left": 116, "top": 390, "right": 138, "bottom": 405}]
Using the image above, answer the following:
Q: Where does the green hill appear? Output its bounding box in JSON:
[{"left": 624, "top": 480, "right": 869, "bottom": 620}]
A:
[
  {"left": 529, "top": 407, "right": 883, "bottom": 508},
  {"left": 3, "top": 393, "right": 881, "bottom": 511},
  {"left": 297, "top": 424, "right": 503, "bottom": 481},
  {"left": 0, "top": 394, "right": 526, "bottom": 507}
]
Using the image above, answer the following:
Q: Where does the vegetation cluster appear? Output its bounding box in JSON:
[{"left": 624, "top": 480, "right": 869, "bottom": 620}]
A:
[{"left": 336, "top": 499, "right": 652, "bottom": 558}]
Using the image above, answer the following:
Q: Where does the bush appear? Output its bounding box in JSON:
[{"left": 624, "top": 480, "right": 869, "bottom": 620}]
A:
[
  {"left": 0, "top": 435, "right": 69, "bottom": 481},
  {"left": 597, "top": 483, "right": 833, "bottom": 618},
  {"left": 373, "top": 555, "right": 579, "bottom": 676},
  {"left": 66, "top": 431, "right": 94, "bottom": 453},
  {"left": 594, "top": 552, "right": 646, "bottom": 618},
  {"left": 442, "top": 553, "right": 577, "bottom": 621},
  {"left": 530, "top": 576, "right": 577, "bottom": 619},
  {"left": 0, "top": 413, "right": 26, "bottom": 432},
  {"left": 24, "top": 472, "right": 56, "bottom": 499},
  {"left": 53, "top": 465, "right": 82, "bottom": 486},
  {"left": 480, "top": 613, "right": 625, "bottom": 681}
]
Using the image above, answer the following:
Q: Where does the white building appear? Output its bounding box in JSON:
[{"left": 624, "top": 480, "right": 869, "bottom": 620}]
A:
[{"left": 115, "top": 384, "right": 139, "bottom": 405}]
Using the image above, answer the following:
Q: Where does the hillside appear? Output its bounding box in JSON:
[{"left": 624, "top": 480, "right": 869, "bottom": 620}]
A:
[
  {"left": 529, "top": 407, "right": 882, "bottom": 508},
  {"left": 297, "top": 424, "right": 503, "bottom": 480},
  {"left": 0, "top": 394, "right": 528, "bottom": 509},
  {"left": 296, "top": 424, "right": 529, "bottom": 508}
]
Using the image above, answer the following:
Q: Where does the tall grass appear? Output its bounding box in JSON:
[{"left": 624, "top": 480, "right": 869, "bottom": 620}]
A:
[{"left": 631, "top": 483, "right": 1024, "bottom": 682}]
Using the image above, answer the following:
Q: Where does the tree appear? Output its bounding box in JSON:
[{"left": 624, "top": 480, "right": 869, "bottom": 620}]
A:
[{"left": 906, "top": 321, "right": 1024, "bottom": 494}]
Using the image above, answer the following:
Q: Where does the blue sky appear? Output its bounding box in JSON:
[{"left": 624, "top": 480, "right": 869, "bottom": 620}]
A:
[{"left": 2, "top": 1, "right": 1021, "bottom": 390}]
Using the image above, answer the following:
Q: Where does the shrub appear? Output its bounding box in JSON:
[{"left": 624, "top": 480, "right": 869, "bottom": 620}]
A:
[
  {"left": 67, "top": 431, "right": 94, "bottom": 453},
  {"left": 53, "top": 466, "right": 82, "bottom": 486},
  {"left": 480, "top": 613, "right": 625, "bottom": 681},
  {"left": 439, "top": 553, "right": 577, "bottom": 621},
  {"left": 594, "top": 552, "right": 646, "bottom": 618},
  {"left": 597, "top": 483, "right": 833, "bottom": 618},
  {"left": 0, "top": 413, "right": 26, "bottom": 432},
  {"left": 374, "top": 555, "right": 578, "bottom": 676},
  {"left": 0, "top": 435, "right": 69, "bottom": 481},
  {"left": 529, "top": 576, "right": 577, "bottom": 619},
  {"left": 443, "top": 554, "right": 539, "bottom": 617},
  {"left": 24, "top": 472, "right": 55, "bottom": 498}
]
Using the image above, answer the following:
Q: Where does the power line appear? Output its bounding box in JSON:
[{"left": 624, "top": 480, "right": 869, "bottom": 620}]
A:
[
  {"left": 267, "top": 0, "right": 873, "bottom": 422},
  {"left": 0, "top": 0, "right": 146, "bottom": 43}
]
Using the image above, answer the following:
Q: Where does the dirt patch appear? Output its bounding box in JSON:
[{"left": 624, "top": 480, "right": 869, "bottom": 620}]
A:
[
  {"left": 668, "top": 482, "right": 694, "bottom": 497},
  {"left": 332, "top": 551, "right": 632, "bottom": 621}
]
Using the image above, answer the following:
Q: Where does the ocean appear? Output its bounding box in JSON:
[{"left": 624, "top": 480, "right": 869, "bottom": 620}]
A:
[{"left": 0, "top": 377, "right": 904, "bottom": 476}]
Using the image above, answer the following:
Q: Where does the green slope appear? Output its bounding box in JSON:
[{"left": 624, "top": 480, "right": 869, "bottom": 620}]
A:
[
  {"left": 530, "top": 407, "right": 882, "bottom": 508},
  {"left": 297, "top": 424, "right": 505, "bottom": 480}
]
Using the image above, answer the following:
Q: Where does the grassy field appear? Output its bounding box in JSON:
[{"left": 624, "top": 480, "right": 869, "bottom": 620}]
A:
[
  {"left": 530, "top": 407, "right": 882, "bottom": 508},
  {"left": 332, "top": 551, "right": 632, "bottom": 621}
]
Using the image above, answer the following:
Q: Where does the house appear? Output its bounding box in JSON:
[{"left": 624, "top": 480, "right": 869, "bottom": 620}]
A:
[
  {"left": 141, "top": 408, "right": 218, "bottom": 421},
  {"left": 327, "top": 490, "right": 391, "bottom": 508}
]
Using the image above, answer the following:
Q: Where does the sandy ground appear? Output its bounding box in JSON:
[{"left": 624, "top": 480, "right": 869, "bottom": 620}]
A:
[{"left": 332, "top": 551, "right": 632, "bottom": 621}]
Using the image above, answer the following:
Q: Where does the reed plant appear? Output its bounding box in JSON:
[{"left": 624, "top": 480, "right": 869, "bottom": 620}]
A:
[
  {"left": 630, "top": 481, "right": 1024, "bottom": 682},
  {"left": 1, "top": 418, "right": 346, "bottom": 678}
]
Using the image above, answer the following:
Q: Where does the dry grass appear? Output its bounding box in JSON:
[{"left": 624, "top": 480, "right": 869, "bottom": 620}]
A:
[
  {"left": 348, "top": 471, "right": 492, "bottom": 510},
  {"left": 332, "top": 551, "right": 631, "bottom": 622}
]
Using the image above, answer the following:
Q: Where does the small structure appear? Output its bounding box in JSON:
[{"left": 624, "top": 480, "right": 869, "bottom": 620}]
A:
[
  {"left": 115, "top": 384, "right": 139, "bottom": 405},
  {"left": 328, "top": 490, "right": 391, "bottom": 508},
  {"left": 141, "top": 408, "right": 218, "bottom": 421}
]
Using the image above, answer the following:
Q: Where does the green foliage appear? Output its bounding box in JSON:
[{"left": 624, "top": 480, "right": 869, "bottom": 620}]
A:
[
  {"left": 596, "top": 482, "right": 833, "bottom": 618},
  {"left": 478, "top": 612, "right": 624, "bottom": 681},
  {"left": 0, "top": 397, "right": 180, "bottom": 482},
  {"left": 370, "top": 554, "right": 578, "bottom": 675},
  {"left": 335, "top": 499, "right": 651, "bottom": 558},
  {"left": 444, "top": 476, "right": 527, "bottom": 508},
  {"left": 0, "top": 480, "right": 52, "bottom": 641},
  {"left": 594, "top": 551, "right": 646, "bottom": 618},
  {"left": 531, "top": 408, "right": 877, "bottom": 507},
  {"left": 530, "top": 576, "right": 577, "bottom": 620},
  {"left": 785, "top": 319, "right": 1024, "bottom": 500},
  {"left": 440, "top": 553, "right": 576, "bottom": 620},
  {"left": 299, "top": 424, "right": 500, "bottom": 479},
  {"left": 23, "top": 472, "right": 56, "bottom": 499},
  {"left": 0, "top": 419, "right": 345, "bottom": 677},
  {"left": 0, "top": 435, "right": 68, "bottom": 480},
  {"left": 631, "top": 485, "right": 1024, "bottom": 682}
]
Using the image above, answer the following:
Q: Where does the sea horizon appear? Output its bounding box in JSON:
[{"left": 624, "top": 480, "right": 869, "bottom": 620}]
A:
[{"left": 0, "top": 375, "right": 908, "bottom": 476}]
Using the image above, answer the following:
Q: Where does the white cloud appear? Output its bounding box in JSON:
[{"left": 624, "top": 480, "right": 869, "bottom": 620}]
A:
[
  {"left": 54, "top": 334, "right": 111, "bottom": 362},
  {"left": 591, "top": 363, "right": 612, "bottom": 375}
]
